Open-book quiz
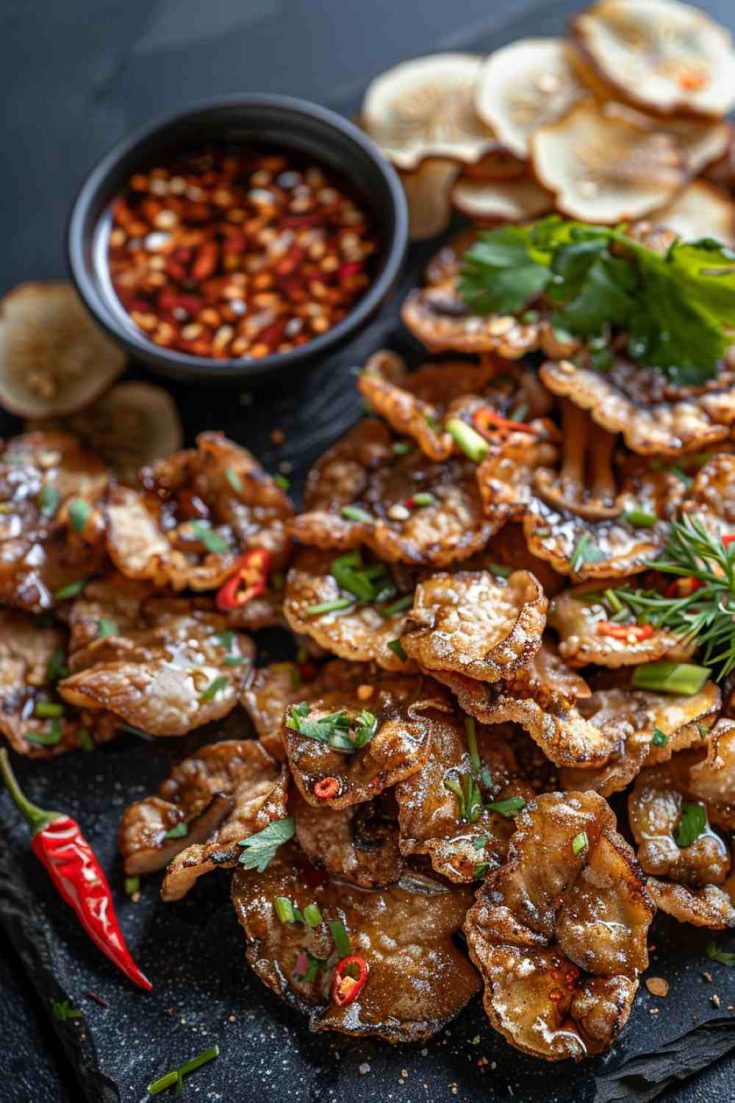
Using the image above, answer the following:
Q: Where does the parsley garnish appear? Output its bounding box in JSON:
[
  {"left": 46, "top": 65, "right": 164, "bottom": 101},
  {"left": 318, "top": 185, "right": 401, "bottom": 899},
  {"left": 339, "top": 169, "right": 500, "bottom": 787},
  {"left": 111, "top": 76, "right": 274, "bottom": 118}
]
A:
[
  {"left": 97, "top": 618, "right": 119, "bottom": 639},
  {"left": 285, "top": 704, "right": 377, "bottom": 752},
  {"left": 51, "top": 1000, "right": 83, "bottom": 1021},
  {"left": 460, "top": 218, "right": 735, "bottom": 384},
  {"left": 675, "top": 801, "right": 708, "bottom": 849},
  {"left": 706, "top": 941, "right": 735, "bottom": 966},
  {"left": 239, "top": 817, "right": 295, "bottom": 872}
]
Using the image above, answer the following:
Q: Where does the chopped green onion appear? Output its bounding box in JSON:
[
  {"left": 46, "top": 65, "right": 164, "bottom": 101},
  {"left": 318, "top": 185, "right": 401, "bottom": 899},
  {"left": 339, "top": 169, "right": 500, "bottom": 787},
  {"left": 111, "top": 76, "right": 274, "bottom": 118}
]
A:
[
  {"left": 411, "top": 492, "right": 435, "bottom": 507},
  {"left": 224, "top": 467, "right": 244, "bottom": 494},
  {"left": 472, "top": 835, "right": 489, "bottom": 850},
  {"left": 223, "top": 655, "right": 248, "bottom": 666},
  {"left": 486, "top": 796, "right": 526, "bottom": 818},
  {"left": 631, "top": 662, "right": 710, "bottom": 696},
  {"left": 305, "top": 597, "right": 354, "bottom": 617},
  {"left": 302, "top": 902, "right": 322, "bottom": 927},
  {"left": 392, "top": 441, "right": 413, "bottom": 456},
  {"left": 488, "top": 562, "right": 512, "bottom": 579},
  {"left": 387, "top": 638, "right": 407, "bottom": 662},
  {"left": 275, "top": 896, "right": 296, "bottom": 923},
  {"left": 164, "top": 822, "right": 188, "bottom": 840},
  {"left": 446, "top": 418, "right": 488, "bottom": 463},
  {"left": 603, "top": 588, "right": 624, "bottom": 615},
  {"left": 200, "top": 675, "right": 229, "bottom": 701},
  {"left": 473, "top": 862, "right": 490, "bottom": 879},
  {"left": 25, "top": 721, "right": 63, "bottom": 747},
  {"left": 622, "top": 507, "right": 657, "bottom": 529},
  {"left": 328, "top": 919, "right": 351, "bottom": 958},
  {"left": 510, "top": 402, "right": 529, "bottom": 422},
  {"left": 341, "top": 505, "right": 371, "bottom": 523},
  {"left": 651, "top": 728, "right": 669, "bottom": 747},
  {"left": 570, "top": 532, "right": 605, "bottom": 572},
  {"left": 465, "top": 715, "right": 480, "bottom": 774},
  {"left": 273, "top": 473, "right": 291, "bottom": 491},
  {"left": 215, "top": 629, "right": 235, "bottom": 650},
  {"left": 190, "top": 520, "right": 229, "bottom": 554},
  {"left": 78, "top": 728, "right": 94, "bottom": 753},
  {"left": 39, "top": 485, "right": 60, "bottom": 519},
  {"left": 124, "top": 876, "right": 140, "bottom": 897},
  {"left": 147, "top": 1044, "right": 220, "bottom": 1097},
  {"left": 381, "top": 593, "right": 414, "bottom": 617},
  {"left": 97, "top": 617, "right": 119, "bottom": 639},
  {"left": 675, "top": 801, "right": 708, "bottom": 848},
  {"left": 572, "top": 831, "right": 588, "bottom": 855},
  {"left": 68, "top": 498, "right": 91, "bottom": 533},
  {"left": 46, "top": 647, "right": 69, "bottom": 683},
  {"left": 331, "top": 551, "right": 379, "bottom": 602},
  {"left": 35, "top": 701, "right": 63, "bottom": 719},
  {"left": 54, "top": 578, "right": 87, "bottom": 601}
]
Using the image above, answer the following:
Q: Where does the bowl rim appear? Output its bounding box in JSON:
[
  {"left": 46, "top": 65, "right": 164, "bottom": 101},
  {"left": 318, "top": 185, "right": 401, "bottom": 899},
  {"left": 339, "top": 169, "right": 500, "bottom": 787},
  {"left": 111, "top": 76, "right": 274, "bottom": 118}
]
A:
[{"left": 66, "top": 92, "right": 408, "bottom": 381}]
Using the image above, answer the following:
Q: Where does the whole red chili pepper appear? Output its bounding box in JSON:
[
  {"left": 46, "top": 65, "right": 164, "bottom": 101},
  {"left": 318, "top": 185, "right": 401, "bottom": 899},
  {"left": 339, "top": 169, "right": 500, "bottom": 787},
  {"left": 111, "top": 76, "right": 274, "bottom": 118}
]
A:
[
  {"left": 216, "top": 548, "right": 271, "bottom": 611},
  {"left": 0, "top": 749, "right": 152, "bottom": 991},
  {"left": 331, "top": 954, "right": 369, "bottom": 1007}
]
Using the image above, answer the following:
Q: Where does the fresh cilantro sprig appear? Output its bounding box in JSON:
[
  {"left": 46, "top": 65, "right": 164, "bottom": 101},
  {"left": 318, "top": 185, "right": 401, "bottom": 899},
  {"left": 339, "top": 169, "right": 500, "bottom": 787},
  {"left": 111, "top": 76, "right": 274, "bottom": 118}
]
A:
[
  {"left": 286, "top": 703, "right": 378, "bottom": 752},
  {"left": 238, "top": 817, "right": 295, "bottom": 873},
  {"left": 459, "top": 218, "right": 735, "bottom": 385},
  {"left": 706, "top": 941, "right": 735, "bottom": 966}
]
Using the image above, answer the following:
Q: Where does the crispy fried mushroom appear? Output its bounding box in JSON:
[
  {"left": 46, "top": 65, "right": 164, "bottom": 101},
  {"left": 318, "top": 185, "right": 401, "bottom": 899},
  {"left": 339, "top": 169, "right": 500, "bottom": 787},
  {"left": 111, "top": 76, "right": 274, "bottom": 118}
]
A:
[
  {"left": 465, "top": 791, "right": 654, "bottom": 1060},
  {"left": 231, "top": 842, "right": 479, "bottom": 1042},
  {"left": 682, "top": 452, "right": 735, "bottom": 537},
  {"left": 292, "top": 789, "right": 403, "bottom": 889}
]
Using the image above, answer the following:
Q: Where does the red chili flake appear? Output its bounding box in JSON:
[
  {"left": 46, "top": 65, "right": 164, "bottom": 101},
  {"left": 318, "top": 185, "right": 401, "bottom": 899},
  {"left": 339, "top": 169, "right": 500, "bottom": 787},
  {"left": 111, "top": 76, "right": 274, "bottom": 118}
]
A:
[
  {"left": 331, "top": 955, "right": 369, "bottom": 1007},
  {"left": 312, "top": 776, "right": 340, "bottom": 800},
  {"left": 472, "top": 407, "right": 537, "bottom": 438},
  {"left": 664, "top": 577, "right": 703, "bottom": 598},
  {"left": 596, "top": 622, "right": 654, "bottom": 641},
  {"left": 215, "top": 549, "right": 271, "bottom": 611}
]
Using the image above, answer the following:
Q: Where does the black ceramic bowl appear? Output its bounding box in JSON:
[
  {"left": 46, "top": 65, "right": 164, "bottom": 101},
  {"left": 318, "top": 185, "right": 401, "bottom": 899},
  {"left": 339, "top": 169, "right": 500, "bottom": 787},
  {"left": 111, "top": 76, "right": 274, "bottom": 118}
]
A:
[{"left": 67, "top": 94, "right": 408, "bottom": 383}]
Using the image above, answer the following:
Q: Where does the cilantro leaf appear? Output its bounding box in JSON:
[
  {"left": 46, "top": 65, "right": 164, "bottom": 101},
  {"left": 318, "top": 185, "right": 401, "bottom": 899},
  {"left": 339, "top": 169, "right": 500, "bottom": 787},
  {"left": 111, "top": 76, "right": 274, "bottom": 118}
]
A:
[
  {"left": 706, "top": 940, "right": 735, "bottom": 966},
  {"left": 675, "top": 801, "right": 708, "bottom": 848},
  {"left": 238, "top": 816, "right": 295, "bottom": 873},
  {"left": 459, "top": 226, "right": 551, "bottom": 314}
]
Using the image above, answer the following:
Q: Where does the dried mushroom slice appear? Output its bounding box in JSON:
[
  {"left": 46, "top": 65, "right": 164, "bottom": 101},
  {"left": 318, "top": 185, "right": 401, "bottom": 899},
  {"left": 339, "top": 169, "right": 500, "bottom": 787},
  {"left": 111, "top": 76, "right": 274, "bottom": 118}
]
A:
[
  {"left": 451, "top": 176, "right": 553, "bottom": 224},
  {"left": 474, "top": 39, "right": 587, "bottom": 158},
  {"left": 357, "top": 351, "right": 499, "bottom": 462},
  {"left": 106, "top": 431, "right": 293, "bottom": 591},
  {"left": 58, "top": 600, "right": 254, "bottom": 736},
  {"left": 430, "top": 641, "right": 621, "bottom": 768},
  {"left": 549, "top": 582, "right": 695, "bottom": 667},
  {"left": 28, "top": 382, "right": 183, "bottom": 485},
  {"left": 232, "top": 842, "right": 479, "bottom": 1042},
  {"left": 401, "top": 570, "right": 547, "bottom": 682},
  {"left": 481, "top": 522, "right": 567, "bottom": 598},
  {"left": 571, "top": 0, "right": 735, "bottom": 119},
  {"left": 652, "top": 179, "right": 735, "bottom": 247},
  {"left": 395, "top": 714, "right": 543, "bottom": 883},
  {"left": 464, "top": 791, "right": 654, "bottom": 1061},
  {"left": 0, "top": 282, "right": 125, "bottom": 418},
  {"left": 647, "top": 879, "right": 735, "bottom": 928},
  {"left": 293, "top": 419, "right": 496, "bottom": 567},
  {"left": 119, "top": 740, "right": 287, "bottom": 901},
  {"left": 682, "top": 452, "right": 735, "bottom": 536},
  {"left": 530, "top": 99, "right": 685, "bottom": 222},
  {"left": 0, "top": 431, "right": 108, "bottom": 612},
  {"left": 362, "top": 54, "right": 492, "bottom": 170},
  {"left": 282, "top": 672, "right": 449, "bottom": 809},
  {"left": 475, "top": 421, "right": 559, "bottom": 530},
  {"left": 0, "top": 609, "right": 116, "bottom": 757},
  {"left": 293, "top": 790, "right": 403, "bottom": 889},
  {"left": 399, "top": 160, "right": 459, "bottom": 241},
  {"left": 560, "top": 676, "right": 720, "bottom": 796},
  {"left": 283, "top": 548, "right": 416, "bottom": 672},
  {"left": 541, "top": 354, "right": 735, "bottom": 457}
]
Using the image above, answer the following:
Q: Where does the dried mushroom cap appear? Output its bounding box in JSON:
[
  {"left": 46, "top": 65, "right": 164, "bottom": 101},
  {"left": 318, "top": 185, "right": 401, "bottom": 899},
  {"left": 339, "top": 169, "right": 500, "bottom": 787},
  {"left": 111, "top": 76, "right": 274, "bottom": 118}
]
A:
[
  {"left": 0, "top": 432, "right": 108, "bottom": 612},
  {"left": 58, "top": 599, "right": 254, "bottom": 736},
  {"left": 293, "top": 789, "right": 403, "bottom": 889},
  {"left": 401, "top": 570, "right": 547, "bottom": 682},
  {"left": 425, "top": 228, "right": 478, "bottom": 286},
  {"left": 474, "top": 38, "right": 587, "bottom": 158},
  {"left": 451, "top": 175, "right": 553, "bottom": 224},
  {"left": 106, "top": 431, "right": 293, "bottom": 591},
  {"left": 530, "top": 99, "right": 686, "bottom": 223},
  {"left": 464, "top": 791, "right": 654, "bottom": 1060},
  {"left": 681, "top": 453, "right": 735, "bottom": 539},
  {"left": 362, "top": 54, "right": 492, "bottom": 170},
  {"left": 293, "top": 419, "right": 496, "bottom": 567},
  {"left": 656, "top": 115, "right": 731, "bottom": 174},
  {"left": 651, "top": 179, "right": 735, "bottom": 247},
  {"left": 481, "top": 522, "right": 567, "bottom": 598},
  {"left": 0, "top": 609, "right": 116, "bottom": 757},
  {"left": 118, "top": 740, "right": 287, "bottom": 893},
  {"left": 0, "top": 282, "right": 125, "bottom": 418},
  {"left": 282, "top": 671, "right": 449, "bottom": 809},
  {"left": 560, "top": 677, "right": 720, "bottom": 796},
  {"left": 463, "top": 149, "right": 527, "bottom": 180},
  {"left": 476, "top": 423, "right": 560, "bottom": 530},
  {"left": 28, "top": 382, "right": 183, "bottom": 485},
  {"left": 549, "top": 582, "right": 695, "bottom": 668},
  {"left": 396, "top": 714, "right": 542, "bottom": 883},
  {"left": 399, "top": 160, "right": 459, "bottom": 241},
  {"left": 647, "top": 878, "right": 735, "bottom": 928},
  {"left": 283, "top": 548, "right": 415, "bottom": 672},
  {"left": 232, "top": 842, "right": 479, "bottom": 1042},
  {"left": 571, "top": 0, "right": 735, "bottom": 119},
  {"left": 541, "top": 356, "right": 735, "bottom": 456},
  {"left": 430, "top": 641, "right": 623, "bottom": 768}
]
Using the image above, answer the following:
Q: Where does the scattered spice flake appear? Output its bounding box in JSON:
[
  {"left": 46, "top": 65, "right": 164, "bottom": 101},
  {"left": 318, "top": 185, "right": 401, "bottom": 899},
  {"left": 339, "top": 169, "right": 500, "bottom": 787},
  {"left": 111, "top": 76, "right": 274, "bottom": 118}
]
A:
[
  {"left": 703, "top": 971, "right": 713, "bottom": 983},
  {"left": 270, "top": 429, "right": 286, "bottom": 446},
  {"left": 358, "top": 1062, "right": 371, "bottom": 1076},
  {"left": 711, "top": 994, "right": 721, "bottom": 1008},
  {"left": 84, "top": 990, "right": 109, "bottom": 1008},
  {"left": 645, "top": 976, "right": 669, "bottom": 997}
]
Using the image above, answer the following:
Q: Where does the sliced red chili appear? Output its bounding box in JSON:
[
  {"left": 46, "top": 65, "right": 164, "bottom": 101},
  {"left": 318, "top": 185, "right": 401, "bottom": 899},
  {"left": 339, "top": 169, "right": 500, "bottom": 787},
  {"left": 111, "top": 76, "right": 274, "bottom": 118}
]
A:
[
  {"left": 664, "top": 577, "right": 703, "bottom": 598},
  {"left": 722, "top": 534, "right": 735, "bottom": 548},
  {"left": 216, "top": 548, "right": 271, "bottom": 611},
  {"left": 472, "top": 407, "right": 536, "bottom": 439},
  {"left": 596, "top": 622, "right": 654, "bottom": 641},
  {"left": 312, "top": 776, "right": 340, "bottom": 800},
  {"left": 331, "top": 954, "right": 368, "bottom": 1007}
]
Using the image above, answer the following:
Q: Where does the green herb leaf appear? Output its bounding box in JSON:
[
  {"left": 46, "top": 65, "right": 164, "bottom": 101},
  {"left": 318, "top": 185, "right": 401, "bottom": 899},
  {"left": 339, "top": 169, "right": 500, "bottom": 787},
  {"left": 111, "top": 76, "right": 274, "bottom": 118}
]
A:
[
  {"left": 46, "top": 647, "right": 69, "bottom": 683},
  {"left": 78, "top": 728, "right": 94, "bottom": 753},
  {"left": 68, "top": 497, "right": 91, "bottom": 533},
  {"left": 124, "top": 875, "right": 140, "bottom": 897},
  {"left": 200, "top": 675, "right": 229, "bottom": 702},
  {"left": 238, "top": 817, "right": 295, "bottom": 873},
  {"left": 302, "top": 902, "right": 322, "bottom": 927},
  {"left": 341, "top": 505, "right": 371, "bottom": 523},
  {"left": 52, "top": 999, "right": 83, "bottom": 1021},
  {"left": 305, "top": 597, "right": 355, "bottom": 617},
  {"left": 392, "top": 441, "right": 413, "bottom": 456},
  {"left": 651, "top": 728, "right": 669, "bottom": 747},
  {"left": 570, "top": 532, "right": 606, "bottom": 573},
  {"left": 275, "top": 896, "right": 296, "bottom": 923},
  {"left": 224, "top": 467, "right": 244, "bottom": 494},
  {"left": 387, "top": 638, "right": 408, "bottom": 662},
  {"left": 460, "top": 225, "right": 551, "bottom": 314},
  {"left": 675, "top": 801, "right": 708, "bottom": 848},
  {"left": 273, "top": 473, "right": 291, "bottom": 491},
  {"left": 54, "top": 578, "right": 88, "bottom": 602},
  {"left": 473, "top": 862, "right": 490, "bottom": 879},
  {"left": 39, "top": 485, "right": 61, "bottom": 519},
  {"left": 190, "top": 520, "right": 229, "bottom": 554},
  {"left": 572, "top": 831, "right": 588, "bottom": 855},
  {"left": 164, "top": 821, "right": 188, "bottom": 840},
  {"left": 485, "top": 796, "right": 527, "bottom": 818},
  {"left": 328, "top": 919, "right": 351, "bottom": 958},
  {"left": 97, "top": 617, "right": 119, "bottom": 639},
  {"left": 706, "top": 941, "right": 735, "bottom": 966}
]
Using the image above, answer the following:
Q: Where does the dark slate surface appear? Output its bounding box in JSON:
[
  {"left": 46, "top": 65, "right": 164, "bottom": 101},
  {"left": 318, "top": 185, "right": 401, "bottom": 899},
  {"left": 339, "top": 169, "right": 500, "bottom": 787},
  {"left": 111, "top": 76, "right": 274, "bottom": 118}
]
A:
[{"left": 1, "top": 1, "right": 735, "bottom": 1100}]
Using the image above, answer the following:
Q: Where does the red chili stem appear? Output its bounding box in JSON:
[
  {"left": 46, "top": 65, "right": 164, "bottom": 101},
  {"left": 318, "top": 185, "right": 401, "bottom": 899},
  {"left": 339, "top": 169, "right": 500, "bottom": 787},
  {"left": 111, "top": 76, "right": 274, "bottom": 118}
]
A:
[{"left": 0, "top": 749, "right": 152, "bottom": 992}]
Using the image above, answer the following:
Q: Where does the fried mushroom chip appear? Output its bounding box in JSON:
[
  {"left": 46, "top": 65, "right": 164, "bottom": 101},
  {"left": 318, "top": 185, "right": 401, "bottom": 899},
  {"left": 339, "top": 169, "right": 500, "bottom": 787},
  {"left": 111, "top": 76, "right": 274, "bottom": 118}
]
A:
[
  {"left": 401, "top": 570, "right": 547, "bottom": 682},
  {"left": 293, "top": 419, "right": 496, "bottom": 566},
  {"left": 292, "top": 789, "right": 403, "bottom": 889},
  {"left": 282, "top": 671, "right": 449, "bottom": 809},
  {"left": 106, "top": 431, "right": 293, "bottom": 591},
  {"left": 464, "top": 791, "right": 654, "bottom": 1060},
  {"left": 232, "top": 842, "right": 480, "bottom": 1042},
  {"left": 58, "top": 599, "right": 255, "bottom": 736},
  {"left": 541, "top": 356, "right": 735, "bottom": 456},
  {"left": 682, "top": 452, "right": 735, "bottom": 537}
]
